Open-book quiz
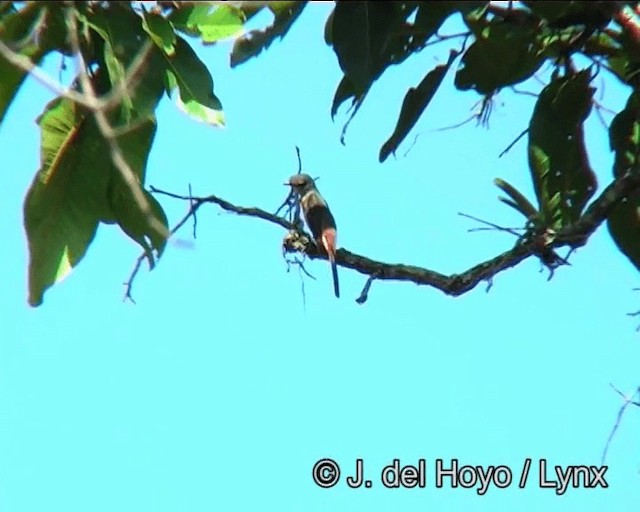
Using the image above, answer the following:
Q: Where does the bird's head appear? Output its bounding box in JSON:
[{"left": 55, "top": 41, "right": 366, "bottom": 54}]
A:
[{"left": 287, "top": 173, "right": 316, "bottom": 195}]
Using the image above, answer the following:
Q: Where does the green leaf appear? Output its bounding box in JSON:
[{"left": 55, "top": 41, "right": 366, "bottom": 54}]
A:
[
  {"left": 380, "top": 50, "right": 457, "bottom": 162},
  {"left": 142, "top": 10, "right": 176, "bottom": 56},
  {"left": 415, "top": 1, "right": 485, "bottom": 46},
  {"left": 24, "top": 97, "right": 111, "bottom": 307},
  {"left": 107, "top": 119, "right": 169, "bottom": 267},
  {"left": 198, "top": 5, "right": 245, "bottom": 43},
  {"left": 164, "top": 36, "right": 224, "bottom": 126},
  {"left": 331, "top": 75, "right": 356, "bottom": 119},
  {"left": 330, "top": 2, "right": 417, "bottom": 134},
  {"left": 170, "top": 4, "right": 245, "bottom": 43},
  {"left": 527, "top": 69, "right": 597, "bottom": 229},
  {"left": 331, "top": 1, "right": 398, "bottom": 93},
  {"left": 324, "top": 7, "right": 334, "bottom": 45},
  {"left": 607, "top": 91, "right": 640, "bottom": 270},
  {"left": 608, "top": 198, "right": 640, "bottom": 271},
  {"left": 82, "top": 6, "right": 167, "bottom": 123},
  {"left": 493, "top": 177, "right": 539, "bottom": 221},
  {"left": 24, "top": 91, "right": 167, "bottom": 306},
  {"left": 455, "top": 20, "right": 546, "bottom": 94},
  {"left": 330, "top": 75, "right": 370, "bottom": 145},
  {"left": 521, "top": 1, "right": 574, "bottom": 23},
  {"left": 230, "top": 1, "right": 306, "bottom": 67},
  {"left": 609, "top": 92, "right": 640, "bottom": 178},
  {"left": 330, "top": 2, "right": 471, "bottom": 134}
]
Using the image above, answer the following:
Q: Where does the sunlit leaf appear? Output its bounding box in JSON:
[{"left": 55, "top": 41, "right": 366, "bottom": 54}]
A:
[
  {"left": 230, "top": 1, "right": 306, "bottom": 67},
  {"left": 528, "top": 69, "right": 596, "bottom": 229},
  {"left": 24, "top": 90, "right": 167, "bottom": 306},
  {"left": 171, "top": 4, "right": 245, "bottom": 43},
  {"left": 164, "top": 36, "right": 224, "bottom": 126},
  {"left": 24, "top": 98, "right": 110, "bottom": 307},
  {"left": 142, "top": 10, "right": 176, "bottom": 56},
  {"left": 380, "top": 50, "right": 457, "bottom": 162}
]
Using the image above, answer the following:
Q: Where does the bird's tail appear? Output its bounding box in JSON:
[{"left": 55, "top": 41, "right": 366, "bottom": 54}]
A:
[
  {"left": 322, "top": 228, "right": 340, "bottom": 298},
  {"left": 331, "top": 260, "right": 340, "bottom": 298}
]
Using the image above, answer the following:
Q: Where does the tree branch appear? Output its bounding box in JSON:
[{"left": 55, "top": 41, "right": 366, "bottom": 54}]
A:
[
  {"left": 601, "top": 384, "right": 640, "bottom": 465},
  {"left": 123, "top": 168, "right": 640, "bottom": 303}
]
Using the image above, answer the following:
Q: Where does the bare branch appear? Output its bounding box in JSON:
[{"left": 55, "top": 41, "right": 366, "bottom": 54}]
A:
[
  {"left": 601, "top": 384, "right": 640, "bottom": 465},
  {"left": 124, "top": 166, "right": 640, "bottom": 302}
]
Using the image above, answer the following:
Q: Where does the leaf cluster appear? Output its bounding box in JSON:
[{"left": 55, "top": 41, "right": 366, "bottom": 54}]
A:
[{"left": 1, "top": 1, "right": 639, "bottom": 306}]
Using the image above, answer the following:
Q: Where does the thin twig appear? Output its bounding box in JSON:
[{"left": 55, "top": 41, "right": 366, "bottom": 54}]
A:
[
  {"left": 459, "top": 212, "right": 523, "bottom": 238},
  {"left": 295, "top": 145, "right": 302, "bottom": 173},
  {"left": 601, "top": 384, "right": 640, "bottom": 465},
  {"left": 499, "top": 128, "right": 529, "bottom": 158},
  {"left": 189, "top": 183, "right": 198, "bottom": 239},
  {"left": 356, "top": 273, "right": 379, "bottom": 304}
]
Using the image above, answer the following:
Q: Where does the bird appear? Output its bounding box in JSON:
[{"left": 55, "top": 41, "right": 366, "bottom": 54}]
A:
[{"left": 288, "top": 173, "right": 340, "bottom": 298}]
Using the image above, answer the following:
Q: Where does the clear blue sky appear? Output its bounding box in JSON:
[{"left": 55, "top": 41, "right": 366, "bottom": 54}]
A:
[{"left": 1, "top": 3, "right": 639, "bottom": 511}]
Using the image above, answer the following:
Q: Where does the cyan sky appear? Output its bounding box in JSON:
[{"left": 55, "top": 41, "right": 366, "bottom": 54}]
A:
[{"left": 1, "top": 4, "right": 639, "bottom": 511}]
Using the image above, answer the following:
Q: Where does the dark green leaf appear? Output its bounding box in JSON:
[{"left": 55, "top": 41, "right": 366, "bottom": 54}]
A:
[
  {"left": 534, "top": 1, "right": 614, "bottom": 30},
  {"left": 607, "top": 91, "right": 640, "bottom": 270},
  {"left": 528, "top": 69, "right": 596, "bottom": 229},
  {"left": 331, "top": 1, "right": 399, "bottom": 93},
  {"left": 142, "top": 10, "right": 176, "bottom": 56},
  {"left": 83, "top": 5, "right": 167, "bottom": 122},
  {"left": 522, "top": 1, "right": 574, "bottom": 23},
  {"left": 324, "top": 7, "right": 334, "bottom": 45},
  {"left": 455, "top": 20, "right": 545, "bottom": 94},
  {"left": 380, "top": 50, "right": 457, "bottom": 162},
  {"left": 330, "top": 2, "right": 422, "bottom": 137},
  {"left": 415, "top": 1, "right": 485, "bottom": 45},
  {"left": 607, "top": 197, "right": 640, "bottom": 271},
  {"left": 165, "top": 36, "right": 224, "bottom": 126},
  {"left": 609, "top": 92, "right": 640, "bottom": 178},
  {"left": 107, "top": 118, "right": 169, "bottom": 267},
  {"left": 331, "top": 75, "right": 356, "bottom": 119},
  {"left": 230, "top": 1, "right": 306, "bottom": 67}
]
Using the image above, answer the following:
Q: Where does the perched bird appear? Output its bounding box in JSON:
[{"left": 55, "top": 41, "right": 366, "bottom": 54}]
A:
[{"left": 288, "top": 173, "right": 340, "bottom": 298}]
